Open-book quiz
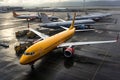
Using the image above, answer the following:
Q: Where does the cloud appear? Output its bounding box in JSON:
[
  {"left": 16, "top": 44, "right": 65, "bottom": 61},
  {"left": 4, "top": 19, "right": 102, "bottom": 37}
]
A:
[
  {"left": 1, "top": 0, "right": 119, "bottom": 6},
  {"left": 1, "top": 0, "right": 71, "bottom": 6}
]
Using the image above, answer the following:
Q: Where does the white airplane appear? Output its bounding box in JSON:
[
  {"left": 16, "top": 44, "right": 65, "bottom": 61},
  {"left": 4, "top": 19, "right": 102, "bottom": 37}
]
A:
[
  {"left": 39, "top": 13, "right": 95, "bottom": 30},
  {"left": 0, "top": 43, "right": 9, "bottom": 48},
  {"left": 67, "top": 12, "right": 112, "bottom": 21},
  {"left": 0, "top": 10, "right": 7, "bottom": 13},
  {"left": 12, "top": 11, "right": 58, "bottom": 21}
]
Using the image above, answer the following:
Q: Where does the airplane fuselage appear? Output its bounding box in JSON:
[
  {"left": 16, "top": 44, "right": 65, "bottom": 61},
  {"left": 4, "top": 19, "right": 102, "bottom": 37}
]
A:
[
  {"left": 40, "top": 19, "right": 94, "bottom": 28},
  {"left": 16, "top": 15, "right": 38, "bottom": 19},
  {"left": 13, "top": 11, "right": 59, "bottom": 20},
  {"left": 69, "top": 13, "right": 112, "bottom": 21},
  {"left": 20, "top": 28, "right": 75, "bottom": 64}
]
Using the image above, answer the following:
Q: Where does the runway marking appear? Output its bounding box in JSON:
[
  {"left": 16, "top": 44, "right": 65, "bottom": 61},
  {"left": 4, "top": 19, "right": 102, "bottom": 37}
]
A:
[
  {"left": 91, "top": 47, "right": 110, "bottom": 80},
  {"left": 0, "top": 24, "right": 38, "bottom": 30},
  {"left": 81, "top": 47, "right": 106, "bottom": 53}
]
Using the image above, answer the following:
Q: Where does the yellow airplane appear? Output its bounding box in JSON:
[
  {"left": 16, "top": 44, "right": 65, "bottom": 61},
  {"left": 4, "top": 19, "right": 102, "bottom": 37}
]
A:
[{"left": 19, "top": 13, "right": 117, "bottom": 69}]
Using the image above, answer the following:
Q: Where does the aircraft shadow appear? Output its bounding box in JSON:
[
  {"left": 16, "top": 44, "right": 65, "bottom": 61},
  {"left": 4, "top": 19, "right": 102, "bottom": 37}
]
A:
[{"left": 20, "top": 49, "right": 102, "bottom": 80}]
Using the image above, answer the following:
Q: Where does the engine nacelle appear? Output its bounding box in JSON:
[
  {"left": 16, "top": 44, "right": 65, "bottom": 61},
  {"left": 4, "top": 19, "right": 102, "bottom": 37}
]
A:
[{"left": 64, "top": 47, "right": 74, "bottom": 58}]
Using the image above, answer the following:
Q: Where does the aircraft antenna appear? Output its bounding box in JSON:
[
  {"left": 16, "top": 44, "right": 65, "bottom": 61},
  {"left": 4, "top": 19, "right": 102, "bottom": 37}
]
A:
[{"left": 69, "top": 13, "right": 76, "bottom": 29}]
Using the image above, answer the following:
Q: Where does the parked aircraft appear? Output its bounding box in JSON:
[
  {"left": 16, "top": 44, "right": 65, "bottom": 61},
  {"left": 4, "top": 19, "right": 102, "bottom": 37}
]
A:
[
  {"left": 0, "top": 43, "right": 9, "bottom": 48},
  {"left": 39, "top": 13, "right": 95, "bottom": 30},
  {"left": 19, "top": 13, "right": 117, "bottom": 69},
  {"left": 0, "top": 10, "right": 8, "bottom": 13},
  {"left": 12, "top": 11, "right": 58, "bottom": 21},
  {"left": 67, "top": 12, "right": 112, "bottom": 21}
]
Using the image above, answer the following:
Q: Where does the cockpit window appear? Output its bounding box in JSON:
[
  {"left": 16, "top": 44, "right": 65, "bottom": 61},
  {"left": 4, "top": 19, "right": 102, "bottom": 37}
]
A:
[{"left": 24, "top": 52, "right": 34, "bottom": 55}]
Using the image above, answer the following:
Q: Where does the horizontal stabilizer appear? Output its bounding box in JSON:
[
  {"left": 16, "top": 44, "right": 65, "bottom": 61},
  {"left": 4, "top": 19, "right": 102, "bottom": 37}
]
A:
[{"left": 29, "top": 28, "right": 49, "bottom": 39}]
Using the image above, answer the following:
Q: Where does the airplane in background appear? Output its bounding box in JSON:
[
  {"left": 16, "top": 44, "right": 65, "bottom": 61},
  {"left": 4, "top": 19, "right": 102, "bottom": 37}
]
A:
[
  {"left": 19, "top": 13, "right": 118, "bottom": 69},
  {"left": 12, "top": 11, "right": 58, "bottom": 21},
  {"left": 0, "top": 10, "right": 8, "bottom": 13},
  {"left": 0, "top": 43, "right": 9, "bottom": 48},
  {"left": 39, "top": 13, "right": 95, "bottom": 30},
  {"left": 67, "top": 12, "right": 112, "bottom": 21}
]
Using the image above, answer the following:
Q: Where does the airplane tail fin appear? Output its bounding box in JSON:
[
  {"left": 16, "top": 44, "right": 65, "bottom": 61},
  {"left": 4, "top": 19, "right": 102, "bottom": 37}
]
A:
[
  {"left": 41, "top": 13, "right": 51, "bottom": 23},
  {"left": 67, "top": 13, "right": 72, "bottom": 20},
  {"left": 12, "top": 11, "right": 19, "bottom": 17},
  {"left": 69, "top": 13, "right": 76, "bottom": 30},
  {"left": 37, "top": 12, "right": 41, "bottom": 19}
]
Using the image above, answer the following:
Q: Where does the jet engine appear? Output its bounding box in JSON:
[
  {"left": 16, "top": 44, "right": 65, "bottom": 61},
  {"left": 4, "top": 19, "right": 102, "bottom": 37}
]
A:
[{"left": 64, "top": 47, "right": 74, "bottom": 57}]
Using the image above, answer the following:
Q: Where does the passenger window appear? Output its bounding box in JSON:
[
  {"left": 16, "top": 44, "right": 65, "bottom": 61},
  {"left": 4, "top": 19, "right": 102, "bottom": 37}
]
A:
[
  {"left": 30, "top": 52, "right": 34, "bottom": 55},
  {"left": 24, "top": 52, "right": 34, "bottom": 55}
]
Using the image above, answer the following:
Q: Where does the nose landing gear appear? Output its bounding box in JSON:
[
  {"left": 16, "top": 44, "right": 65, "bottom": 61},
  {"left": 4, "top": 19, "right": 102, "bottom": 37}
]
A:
[
  {"left": 29, "top": 62, "right": 35, "bottom": 70},
  {"left": 31, "top": 64, "right": 34, "bottom": 70}
]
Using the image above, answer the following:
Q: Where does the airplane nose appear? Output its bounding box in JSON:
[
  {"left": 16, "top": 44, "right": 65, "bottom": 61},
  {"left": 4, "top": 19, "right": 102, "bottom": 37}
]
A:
[
  {"left": 19, "top": 56, "right": 26, "bottom": 65},
  {"left": 19, "top": 58, "right": 25, "bottom": 65}
]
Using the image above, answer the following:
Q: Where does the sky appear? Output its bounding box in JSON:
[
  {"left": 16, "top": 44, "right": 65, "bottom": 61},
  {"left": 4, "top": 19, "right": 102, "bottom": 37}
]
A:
[{"left": 0, "top": 0, "right": 119, "bottom": 6}]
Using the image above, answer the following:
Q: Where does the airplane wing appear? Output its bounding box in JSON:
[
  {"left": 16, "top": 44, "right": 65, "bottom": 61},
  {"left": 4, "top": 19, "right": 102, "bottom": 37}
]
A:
[
  {"left": 75, "top": 29, "right": 95, "bottom": 32},
  {"left": 60, "top": 26, "right": 69, "bottom": 30},
  {"left": 29, "top": 28, "right": 49, "bottom": 39},
  {"left": 60, "top": 26, "right": 94, "bottom": 31},
  {"left": 58, "top": 40, "right": 116, "bottom": 48},
  {"left": 58, "top": 18, "right": 66, "bottom": 22}
]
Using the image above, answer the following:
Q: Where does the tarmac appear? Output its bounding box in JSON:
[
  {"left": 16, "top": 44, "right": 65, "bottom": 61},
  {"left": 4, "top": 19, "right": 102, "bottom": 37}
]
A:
[{"left": 0, "top": 10, "right": 120, "bottom": 80}]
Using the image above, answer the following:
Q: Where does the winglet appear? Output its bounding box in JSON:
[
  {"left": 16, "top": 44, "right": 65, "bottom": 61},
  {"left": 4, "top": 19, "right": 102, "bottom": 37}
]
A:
[
  {"left": 12, "top": 11, "right": 19, "bottom": 17},
  {"left": 69, "top": 13, "right": 76, "bottom": 30},
  {"left": 116, "top": 33, "right": 119, "bottom": 42}
]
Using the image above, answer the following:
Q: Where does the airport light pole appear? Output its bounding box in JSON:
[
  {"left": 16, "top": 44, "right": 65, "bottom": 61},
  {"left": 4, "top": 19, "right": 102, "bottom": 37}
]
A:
[
  {"left": 83, "top": 0, "right": 85, "bottom": 13},
  {"left": 83, "top": 0, "right": 87, "bottom": 14}
]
